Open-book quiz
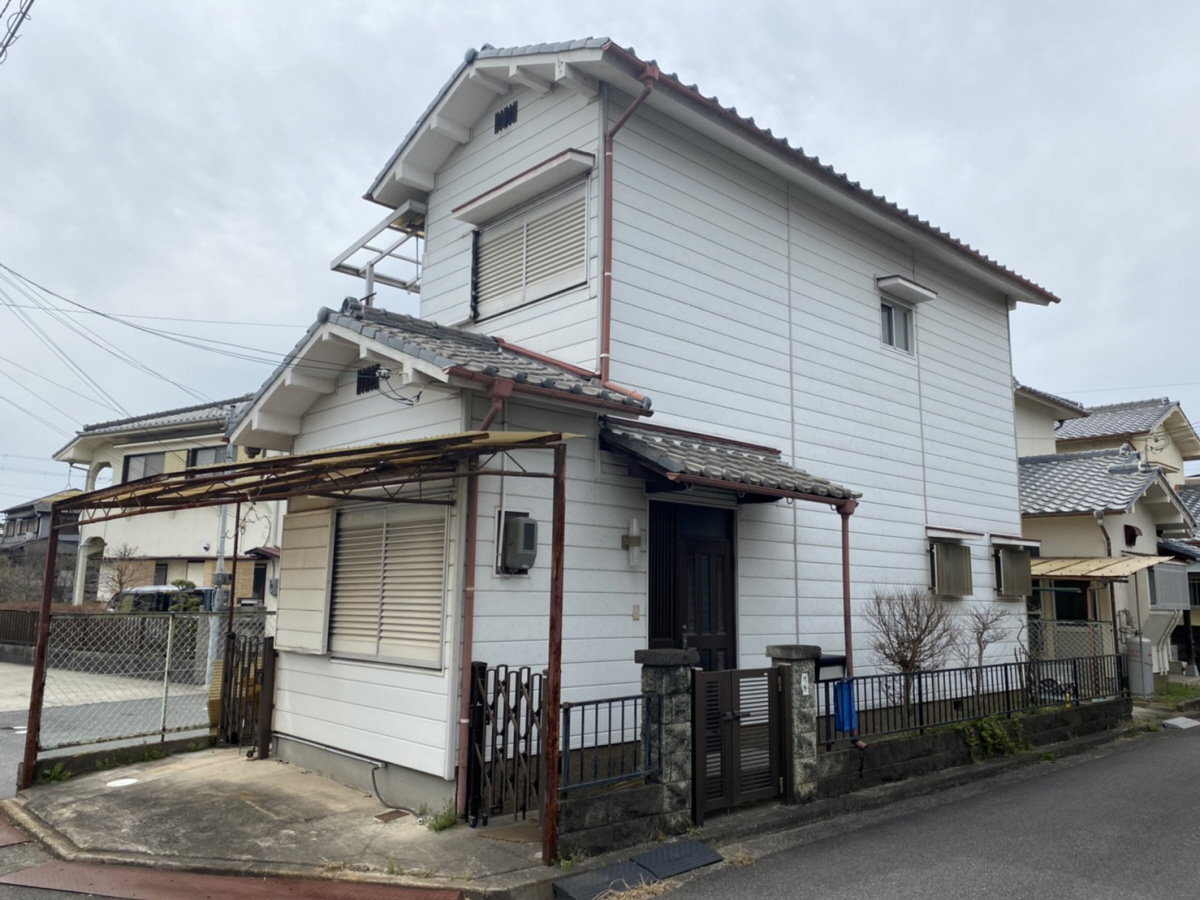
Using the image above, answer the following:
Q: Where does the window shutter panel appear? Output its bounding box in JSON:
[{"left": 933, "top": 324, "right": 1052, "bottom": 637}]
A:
[
  {"left": 476, "top": 225, "right": 525, "bottom": 305},
  {"left": 997, "top": 547, "right": 1032, "bottom": 598},
  {"left": 276, "top": 508, "right": 335, "bottom": 653},
  {"left": 379, "top": 512, "right": 448, "bottom": 666},
  {"left": 931, "top": 542, "right": 972, "bottom": 598},
  {"left": 524, "top": 194, "right": 586, "bottom": 293},
  {"left": 329, "top": 516, "right": 385, "bottom": 657}
]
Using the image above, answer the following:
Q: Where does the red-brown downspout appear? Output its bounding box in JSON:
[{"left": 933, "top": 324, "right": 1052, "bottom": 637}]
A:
[
  {"left": 479, "top": 380, "right": 512, "bottom": 431},
  {"left": 454, "top": 461, "right": 480, "bottom": 815},
  {"left": 839, "top": 499, "right": 858, "bottom": 678},
  {"left": 600, "top": 65, "right": 660, "bottom": 386}
]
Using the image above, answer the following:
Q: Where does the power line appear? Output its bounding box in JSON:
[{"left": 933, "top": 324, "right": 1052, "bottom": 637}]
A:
[
  {"left": 0, "top": 273, "right": 210, "bottom": 403},
  {"left": 0, "top": 394, "right": 70, "bottom": 436},
  {"left": 0, "top": 353, "right": 121, "bottom": 413},
  {"left": 0, "top": 305, "right": 303, "bottom": 328},
  {"left": 0, "top": 0, "right": 35, "bottom": 66}
]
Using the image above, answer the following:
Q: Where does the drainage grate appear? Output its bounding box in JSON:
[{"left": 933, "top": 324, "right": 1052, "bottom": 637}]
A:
[
  {"left": 554, "top": 861, "right": 657, "bottom": 900},
  {"left": 632, "top": 840, "right": 723, "bottom": 879}
]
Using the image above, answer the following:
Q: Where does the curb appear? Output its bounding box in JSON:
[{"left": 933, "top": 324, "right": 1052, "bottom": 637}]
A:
[{"left": 0, "top": 719, "right": 1154, "bottom": 900}]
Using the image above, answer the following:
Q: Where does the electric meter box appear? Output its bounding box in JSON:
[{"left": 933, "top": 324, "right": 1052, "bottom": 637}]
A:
[{"left": 502, "top": 515, "right": 538, "bottom": 572}]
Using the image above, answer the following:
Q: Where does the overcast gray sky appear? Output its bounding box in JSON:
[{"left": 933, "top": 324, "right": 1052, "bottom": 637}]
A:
[{"left": 2, "top": 1, "right": 1199, "bottom": 506}]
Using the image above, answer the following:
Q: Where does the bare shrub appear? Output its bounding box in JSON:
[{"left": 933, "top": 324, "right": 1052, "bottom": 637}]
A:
[
  {"left": 99, "top": 543, "right": 142, "bottom": 599},
  {"left": 865, "top": 585, "right": 956, "bottom": 674},
  {"left": 953, "top": 605, "right": 1011, "bottom": 671}
]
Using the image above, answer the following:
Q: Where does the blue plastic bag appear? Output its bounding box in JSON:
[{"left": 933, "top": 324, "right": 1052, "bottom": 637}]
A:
[{"left": 834, "top": 678, "right": 858, "bottom": 733}]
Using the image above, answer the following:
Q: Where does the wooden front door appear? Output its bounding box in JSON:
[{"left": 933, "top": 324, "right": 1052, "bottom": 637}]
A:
[
  {"left": 678, "top": 538, "right": 736, "bottom": 671},
  {"left": 649, "top": 503, "right": 736, "bottom": 670}
]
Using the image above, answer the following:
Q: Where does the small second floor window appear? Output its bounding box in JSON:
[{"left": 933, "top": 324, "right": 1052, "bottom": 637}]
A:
[
  {"left": 880, "top": 300, "right": 913, "bottom": 352},
  {"left": 123, "top": 452, "right": 165, "bottom": 482}
]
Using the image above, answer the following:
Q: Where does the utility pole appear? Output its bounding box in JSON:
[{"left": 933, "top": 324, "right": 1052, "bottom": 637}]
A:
[{"left": 206, "top": 405, "right": 238, "bottom": 686}]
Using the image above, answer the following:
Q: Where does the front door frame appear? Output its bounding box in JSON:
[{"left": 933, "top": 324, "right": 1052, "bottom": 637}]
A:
[{"left": 648, "top": 499, "right": 738, "bottom": 670}]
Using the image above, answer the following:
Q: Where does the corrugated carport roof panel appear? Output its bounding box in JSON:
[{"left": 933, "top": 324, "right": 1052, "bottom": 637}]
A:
[{"left": 1031, "top": 556, "right": 1172, "bottom": 581}]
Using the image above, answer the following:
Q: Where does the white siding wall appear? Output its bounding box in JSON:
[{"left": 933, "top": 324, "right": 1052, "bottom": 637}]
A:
[
  {"left": 272, "top": 374, "right": 466, "bottom": 779},
  {"left": 606, "top": 95, "right": 1027, "bottom": 670},
  {"left": 469, "top": 398, "right": 650, "bottom": 702},
  {"left": 419, "top": 85, "right": 602, "bottom": 367}
]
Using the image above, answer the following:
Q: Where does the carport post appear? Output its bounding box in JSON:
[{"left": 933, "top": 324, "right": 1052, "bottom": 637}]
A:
[
  {"left": 20, "top": 505, "right": 60, "bottom": 790},
  {"left": 542, "top": 443, "right": 567, "bottom": 865}
]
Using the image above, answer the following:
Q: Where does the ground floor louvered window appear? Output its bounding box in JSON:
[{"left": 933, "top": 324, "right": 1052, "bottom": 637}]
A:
[
  {"left": 473, "top": 183, "right": 587, "bottom": 320},
  {"left": 329, "top": 504, "right": 448, "bottom": 668}
]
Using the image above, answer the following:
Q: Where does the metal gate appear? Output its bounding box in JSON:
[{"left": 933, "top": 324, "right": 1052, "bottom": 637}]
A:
[
  {"left": 692, "top": 666, "right": 789, "bottom": 825},
  {"left": 465, "top": 662, "right": 544, "bottom": 827},
  {"left": 218, "top": 633, "right": 276, "bottom": 758}
]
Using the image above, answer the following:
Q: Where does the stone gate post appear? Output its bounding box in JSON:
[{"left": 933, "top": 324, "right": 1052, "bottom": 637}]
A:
[
  {"left": 767, "top": 644, "right": 821, "bottom": 803},
  {"left": 635, "top": 648, "right": 698, "bottom": 831}
]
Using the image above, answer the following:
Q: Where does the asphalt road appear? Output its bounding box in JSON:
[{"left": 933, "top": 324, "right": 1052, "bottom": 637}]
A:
[{"left": 676, "top": 725, "right": 1200, "bottom": 900}]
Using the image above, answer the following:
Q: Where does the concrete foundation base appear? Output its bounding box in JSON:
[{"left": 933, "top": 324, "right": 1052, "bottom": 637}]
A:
[{"left": 274, "top": 735, "right": 455, "bottom": 815}]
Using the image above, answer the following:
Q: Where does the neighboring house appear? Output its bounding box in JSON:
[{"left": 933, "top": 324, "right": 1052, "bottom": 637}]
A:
[
  {"left": 0, "top": 490, "right": 81, "bottom": 558},
  {"left": 1055, "top": 398, "right": 1200, "bottom": 490},
  {"left": 53, "top": 397, "right": 280, "bottom": 605},
  {"left": 235, "top": 38, "right": 1059, "bottom": 808},
  {"left": 1016, "top": 387, "right": 1196, "bottom": 671}
]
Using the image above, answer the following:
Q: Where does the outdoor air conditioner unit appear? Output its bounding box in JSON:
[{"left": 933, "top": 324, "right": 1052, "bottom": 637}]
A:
[{"left": 930, "top": 541, "right": 972, "bottom": 598}]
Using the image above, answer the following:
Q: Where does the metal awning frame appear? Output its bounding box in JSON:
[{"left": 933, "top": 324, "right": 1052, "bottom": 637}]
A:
[
  {"left": 51, "top": 431, "right": 566, "bottom": 525},
  {"left": 24, "top": 429, "right": 574, "bottom": 861}
]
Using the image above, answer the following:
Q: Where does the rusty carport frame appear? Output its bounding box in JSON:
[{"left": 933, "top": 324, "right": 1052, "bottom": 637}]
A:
[{"left": 21, "top": 427, "right": 573, "bottom": 862}]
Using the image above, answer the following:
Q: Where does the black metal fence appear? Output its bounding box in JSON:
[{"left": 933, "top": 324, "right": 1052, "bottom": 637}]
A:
[
  {"left": 819, "top": 654, "right": 1127, "bottom": 748},
  {"left": 466, "top": 663, "right": 544, "bottom": 826},
  {"left": 560, "top": 693, "right": 662, "bottom": 793}
]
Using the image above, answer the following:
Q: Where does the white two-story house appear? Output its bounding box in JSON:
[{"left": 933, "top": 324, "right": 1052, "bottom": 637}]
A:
[
  {"left": 231, "top": 38, "right": 1059, "bottom": 808},
  {"left": 54, "top": 398, "right": 280, "bottom": 605}
]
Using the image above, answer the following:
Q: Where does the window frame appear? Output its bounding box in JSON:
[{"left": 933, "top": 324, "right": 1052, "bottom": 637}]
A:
[
  {"left": 188, "top": 446, "right": 224, "bottom": 469},
  {"left": 327, "top": 504, "right": 450, "bottom": 669},
  {"left": 880, "top": 298, "right": 914, "bottom": 353},
  {"left": 472, "top": 181, "right": 589, "bottom": 322},
  {"left": 122, "top": 451, "right": 166, "bottom": 483}
]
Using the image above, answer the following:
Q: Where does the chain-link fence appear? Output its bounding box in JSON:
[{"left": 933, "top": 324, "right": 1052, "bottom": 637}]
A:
[
  {"left": 38, "top": 611, "right": 272, "bottom": 752},
  {"left": 1027, "top": 619, "right": 1115, "bottom": 661}
]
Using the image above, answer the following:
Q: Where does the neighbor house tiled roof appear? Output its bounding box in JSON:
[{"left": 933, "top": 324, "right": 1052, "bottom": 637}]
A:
[
  {"left": 1019, "top": 448, "right": 1160, "bottom": 516},
  {"left": 369, "top": 38, "right": 1059, "bottom": 305},
  {"left": 1013, "top": 380, "right": 1086, "bottom": 416},
  {"left": 79, "top": 397, "right": 251, "bottom": 437},
  {"left": 1158, "top": 538, "right": 1200, "bottom": 561},
  {"left": 1055, "top": 398, "right": 1177, "bottom": 442},
  {"left": 601, "top": 418, "right": 859, "bottom": 501},
  {"left": 1176, "top": 484, "right": 1200, "bottom": 524}
]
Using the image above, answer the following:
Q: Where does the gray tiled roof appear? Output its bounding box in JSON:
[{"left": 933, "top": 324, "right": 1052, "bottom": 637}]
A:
[
  {"left": 1158, "top": 538, "right": 1200, "bottom": 561},
  {"left": 1055, "top": 398, "right": 1176, "bottom": 442},
  {"left": 79, "top": 397, "right": 250, "bottom": 437},
  {"left": 233, "top": 299, "right": 651, "bottom": 435},
  {"left": 1013, "top": 380, "right": 1086, "bottom": 416},
  {"left": 1176, "top": 484, "right": 1200, "bottom": 524},
  {"left": 369, "top": 38, "right": 1060, "bottom": 304},
  {"left": 1019, "top": 447, "right": 1160, "bottom": 516},
  {"left": 332, "top": 300, "right": 650, "bottom": 409},
  {"left": 601, "top": 419, "right": 859, "bottom": 500}
]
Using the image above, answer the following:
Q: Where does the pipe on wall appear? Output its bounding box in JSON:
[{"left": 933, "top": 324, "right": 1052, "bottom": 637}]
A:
[
  {"left": 454, "top": 463, "right": 481, "bottom": 815},
  {"left": 599, "top": 64, "right": 660, "bottom": 386}
]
